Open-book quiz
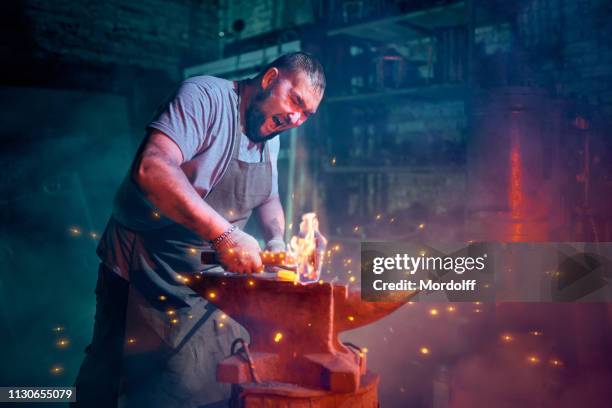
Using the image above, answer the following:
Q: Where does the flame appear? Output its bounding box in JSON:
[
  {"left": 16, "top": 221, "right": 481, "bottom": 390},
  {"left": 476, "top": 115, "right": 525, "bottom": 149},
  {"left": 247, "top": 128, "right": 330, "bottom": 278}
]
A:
[{"left": 288, "top": 213, "right": 327, "bottom": 283}]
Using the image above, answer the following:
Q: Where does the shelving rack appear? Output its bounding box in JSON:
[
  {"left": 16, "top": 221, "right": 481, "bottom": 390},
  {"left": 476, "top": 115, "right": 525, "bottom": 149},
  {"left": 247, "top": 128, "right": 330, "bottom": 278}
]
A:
[{"left": 311, "top": 0, "right": 484, "bottom": 241}]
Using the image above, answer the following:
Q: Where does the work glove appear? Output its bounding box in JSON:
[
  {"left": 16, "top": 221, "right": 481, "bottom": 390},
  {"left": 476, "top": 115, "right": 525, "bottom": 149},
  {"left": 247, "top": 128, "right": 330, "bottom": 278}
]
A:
[{"left": 214, "top": 227, "right": 263, "bottom": 274}]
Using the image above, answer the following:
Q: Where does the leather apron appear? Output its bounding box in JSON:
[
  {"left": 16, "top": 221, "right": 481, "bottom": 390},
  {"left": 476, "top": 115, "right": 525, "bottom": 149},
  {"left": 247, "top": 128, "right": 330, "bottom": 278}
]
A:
[{"left": 118, "top": 110, "right": 273, "bottom": 407}]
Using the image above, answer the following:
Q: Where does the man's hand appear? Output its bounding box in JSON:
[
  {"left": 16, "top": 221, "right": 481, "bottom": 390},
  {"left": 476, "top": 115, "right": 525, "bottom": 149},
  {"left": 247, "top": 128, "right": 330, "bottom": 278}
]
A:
[
  {"left": 263, "top": 237, "right": 295, "bottom": 272},
  {"left": 265, "top": 237, "right": 286, "bottom": 253},
  {"left": 214, "top": 228, "right": 263, "bottom": 274}
]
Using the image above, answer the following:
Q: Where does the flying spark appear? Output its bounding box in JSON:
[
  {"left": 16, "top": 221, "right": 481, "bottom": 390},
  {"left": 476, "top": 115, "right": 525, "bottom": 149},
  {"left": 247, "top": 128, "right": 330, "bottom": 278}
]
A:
[
  {"left": 50, "top": 365, "right": 64, "bottom": 375},
  {"left": 56, "top": 339, "right": 70, "bottom": 348},
  {"left": 527, "top": 355, "right": 540, "bottom": 365}
]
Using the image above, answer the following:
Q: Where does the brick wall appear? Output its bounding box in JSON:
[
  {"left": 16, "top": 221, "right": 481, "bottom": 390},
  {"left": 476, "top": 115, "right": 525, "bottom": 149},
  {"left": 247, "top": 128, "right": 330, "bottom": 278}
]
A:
[
  {"left": 219, "top": 0, "right": 313, "bottom": 41},
  {"left": 22, "top": 0, "right": 220, "bottom": 71},
  {"left": 517, "top": 0, "right": 612, "bottom": 115}
]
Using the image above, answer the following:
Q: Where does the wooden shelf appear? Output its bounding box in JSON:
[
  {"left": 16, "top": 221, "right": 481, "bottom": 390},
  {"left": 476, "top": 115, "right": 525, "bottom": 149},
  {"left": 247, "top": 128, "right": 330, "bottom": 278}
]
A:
[
  {"left": 327, "top": 1, "right": 467, "bottom": 42},
  {"left": 325, "top": 83, "right": 466, "bottom": 104}
]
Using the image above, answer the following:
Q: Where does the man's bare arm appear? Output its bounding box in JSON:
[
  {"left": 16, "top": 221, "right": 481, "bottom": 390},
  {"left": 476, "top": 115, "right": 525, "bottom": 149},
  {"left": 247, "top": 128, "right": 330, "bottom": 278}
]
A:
[
  {"left": 255, "top": 195, "right": 285, "bottom": 243},
  {"left": 132, "top": 130, "right": 231, "bottom": 241}
]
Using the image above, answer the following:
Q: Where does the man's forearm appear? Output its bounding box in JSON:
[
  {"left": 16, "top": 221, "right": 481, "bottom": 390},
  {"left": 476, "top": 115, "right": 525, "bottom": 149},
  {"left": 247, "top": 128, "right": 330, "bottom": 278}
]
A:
[
  {"left": 133, "top": 141, "right": 231, "bottom": 241},
  {"left": 255, "top": 195, "right": 285, "bottom": 242}
]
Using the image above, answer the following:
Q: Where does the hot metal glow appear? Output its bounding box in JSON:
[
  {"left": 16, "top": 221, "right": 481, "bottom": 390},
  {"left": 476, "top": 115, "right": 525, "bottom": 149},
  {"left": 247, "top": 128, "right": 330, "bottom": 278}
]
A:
[{"left": 288, "top": 213, "right": 327, "bottom": 283}]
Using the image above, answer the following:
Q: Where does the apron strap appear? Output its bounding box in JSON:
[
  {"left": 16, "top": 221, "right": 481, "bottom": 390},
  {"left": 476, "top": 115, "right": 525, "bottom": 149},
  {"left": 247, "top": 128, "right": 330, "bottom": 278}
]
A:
[
  {"left": 230, "top": 83, "right": 242, "bottom": 160},
  {"left": 230, "top": 126, "right": 241, "bottom": 159},
  {"left": 263, "top": 140, "right": 271, "bottom": 163}
]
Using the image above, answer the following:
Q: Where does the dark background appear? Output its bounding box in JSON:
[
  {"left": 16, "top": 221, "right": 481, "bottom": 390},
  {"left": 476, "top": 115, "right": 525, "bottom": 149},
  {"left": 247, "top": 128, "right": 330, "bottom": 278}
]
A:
[{"left": 1, "top": 0, "right": 612, "bottom": 407}]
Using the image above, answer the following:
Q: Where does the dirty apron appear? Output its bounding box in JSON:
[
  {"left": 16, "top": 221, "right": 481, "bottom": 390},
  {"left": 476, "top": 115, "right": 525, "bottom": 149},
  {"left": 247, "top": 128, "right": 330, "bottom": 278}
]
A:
[{"left": 118, "top": 125, "right": 273, "bottom": 407}]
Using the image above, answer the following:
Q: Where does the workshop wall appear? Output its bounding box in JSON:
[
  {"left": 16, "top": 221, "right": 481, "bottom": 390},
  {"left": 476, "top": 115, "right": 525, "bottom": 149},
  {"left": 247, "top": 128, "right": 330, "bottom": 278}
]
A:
[
  {"left": 518, "top": 0, "right": 612, "bottom": 115},
  {"left": 219, "top": 0, "right": 313, "bottom": 41},
  {"left": 21, "top": 0, "right": 220, "bottom": 71},
  {"left": 0, "top": 85, "right": 134, "bottom": 383},
  {"left": 0, "top": 0, "right": 222, "bottom": 387},
  {"left": 330, "top": 0, "right": 612, "bottom": 236}
]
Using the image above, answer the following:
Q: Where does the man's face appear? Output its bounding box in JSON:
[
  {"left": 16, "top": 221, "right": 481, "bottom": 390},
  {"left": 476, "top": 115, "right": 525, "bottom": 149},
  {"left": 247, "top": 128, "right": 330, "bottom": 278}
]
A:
[{"left": 244, "top": 69, "right": 323, "bottom": 142}]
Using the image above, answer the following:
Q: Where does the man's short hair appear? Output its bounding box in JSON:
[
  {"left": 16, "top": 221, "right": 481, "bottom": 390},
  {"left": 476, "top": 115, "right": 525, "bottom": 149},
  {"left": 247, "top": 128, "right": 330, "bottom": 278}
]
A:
[{"left": 259, "top": 52, "right": 326, "bottom": 93}]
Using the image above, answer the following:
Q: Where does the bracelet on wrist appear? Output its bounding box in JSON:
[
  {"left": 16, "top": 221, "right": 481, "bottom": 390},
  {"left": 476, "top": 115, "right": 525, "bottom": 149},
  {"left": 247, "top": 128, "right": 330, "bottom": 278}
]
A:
[{"left": 210, "top": 225, "right": 237, "bottom": 250}]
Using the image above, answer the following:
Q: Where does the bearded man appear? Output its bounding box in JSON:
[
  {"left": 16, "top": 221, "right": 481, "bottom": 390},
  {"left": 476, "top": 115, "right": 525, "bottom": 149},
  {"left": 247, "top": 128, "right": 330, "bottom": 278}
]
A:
[{"left": 72, "top": 52, "right": 325, "bottom": 408}]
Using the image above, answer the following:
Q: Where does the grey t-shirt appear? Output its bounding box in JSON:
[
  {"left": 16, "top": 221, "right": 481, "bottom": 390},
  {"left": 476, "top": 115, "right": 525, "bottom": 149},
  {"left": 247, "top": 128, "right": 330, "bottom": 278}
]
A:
[
  {"left": 112, "top": 75, "right": 279, "bottom": 231},
  {"left": 99, "top": 75, "right": 279, "bottom": 280}
]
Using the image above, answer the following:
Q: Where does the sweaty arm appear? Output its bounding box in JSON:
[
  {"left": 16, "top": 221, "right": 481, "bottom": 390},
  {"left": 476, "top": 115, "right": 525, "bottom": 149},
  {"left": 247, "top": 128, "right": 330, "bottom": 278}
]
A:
[{"left": 132, "top": 130, "right": 231, "bottom": 240}]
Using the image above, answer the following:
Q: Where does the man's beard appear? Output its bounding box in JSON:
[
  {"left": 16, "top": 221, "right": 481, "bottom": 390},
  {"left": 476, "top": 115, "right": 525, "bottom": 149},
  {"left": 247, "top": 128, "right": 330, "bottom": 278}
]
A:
[{"left": 244, "top": 86, "right": 278, "bottom": 143}]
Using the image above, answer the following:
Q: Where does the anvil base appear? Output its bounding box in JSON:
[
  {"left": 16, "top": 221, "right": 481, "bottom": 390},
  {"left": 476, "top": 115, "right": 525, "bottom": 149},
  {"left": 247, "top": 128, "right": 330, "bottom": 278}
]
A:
[{"left": 230, "top": 372, "right": 379, "bottom": 408}]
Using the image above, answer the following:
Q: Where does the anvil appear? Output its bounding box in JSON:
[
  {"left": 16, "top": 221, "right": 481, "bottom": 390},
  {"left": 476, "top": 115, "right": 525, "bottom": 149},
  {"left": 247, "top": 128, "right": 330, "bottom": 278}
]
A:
[{"left": 187, "top": 273, "right": 413, "bottom": 399}]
